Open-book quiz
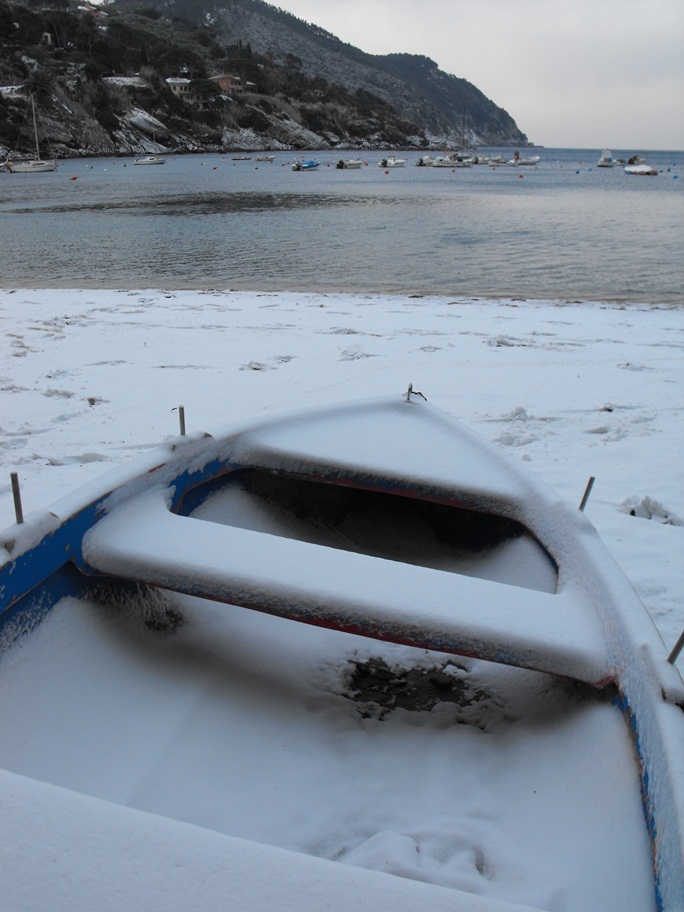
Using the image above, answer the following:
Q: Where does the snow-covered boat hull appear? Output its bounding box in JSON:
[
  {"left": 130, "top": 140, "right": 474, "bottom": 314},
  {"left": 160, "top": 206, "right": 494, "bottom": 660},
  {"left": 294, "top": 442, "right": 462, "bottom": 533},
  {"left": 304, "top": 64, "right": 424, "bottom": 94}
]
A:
[{"left": 1, "top": 395, "right": 682, "bottom": 910}]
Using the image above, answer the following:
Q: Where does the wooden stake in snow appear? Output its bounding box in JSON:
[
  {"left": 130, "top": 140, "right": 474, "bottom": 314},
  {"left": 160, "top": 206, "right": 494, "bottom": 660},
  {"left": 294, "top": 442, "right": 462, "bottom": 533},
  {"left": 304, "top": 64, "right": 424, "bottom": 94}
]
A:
[
  {"left": 667, "top": 629, "right": 684, "bottom": 665},
  {"left": 11, "top": 472, "right": 24, "bottom": 524},
  {"left": 579, "top": 476, "right": 595, "bottom": 512},
  {"left": 178, "top": 406, "right": 186, "bottom": 436}
]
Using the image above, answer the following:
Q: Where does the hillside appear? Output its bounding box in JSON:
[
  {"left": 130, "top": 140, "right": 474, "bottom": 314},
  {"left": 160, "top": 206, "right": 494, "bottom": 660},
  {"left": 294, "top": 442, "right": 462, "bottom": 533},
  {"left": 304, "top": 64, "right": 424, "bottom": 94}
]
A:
[
  {"left": 183, "top": 0, "right": 527, "bottom": 145},
  {"left": 0, "top": 0, "right": 529, "bottom": 158}
]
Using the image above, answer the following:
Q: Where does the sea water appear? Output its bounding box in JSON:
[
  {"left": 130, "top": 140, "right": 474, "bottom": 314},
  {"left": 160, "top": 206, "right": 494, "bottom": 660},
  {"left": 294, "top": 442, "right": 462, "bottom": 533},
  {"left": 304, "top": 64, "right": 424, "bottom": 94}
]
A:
[{"left": 0, "top": 148, "right": 681, "bottom": 303}]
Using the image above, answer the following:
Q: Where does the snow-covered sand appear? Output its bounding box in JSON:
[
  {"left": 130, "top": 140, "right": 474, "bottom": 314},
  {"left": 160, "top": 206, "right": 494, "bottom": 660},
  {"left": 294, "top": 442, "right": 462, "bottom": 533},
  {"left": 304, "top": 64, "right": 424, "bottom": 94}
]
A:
[
  {"left": 1, "top": 289, "right": 682, "bottom": 911},
  {"left": 2, "top": 289, "right": 681, "bottom": 644}
]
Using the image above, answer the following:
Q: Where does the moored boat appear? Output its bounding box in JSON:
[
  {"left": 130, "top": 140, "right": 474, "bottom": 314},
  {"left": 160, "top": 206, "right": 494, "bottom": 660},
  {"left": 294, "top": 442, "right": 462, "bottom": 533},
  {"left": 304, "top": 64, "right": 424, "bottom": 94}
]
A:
[
  {"left": 1, "top": 392, "right": 682, "bottom": 911},
  {"left": 509, "top": 152, "right": 541, "bottom": 166},
  {"left": 3, "top": 94, "right": 56, "bottom": 173},
  {"left": 292, "top": 159, "right": 320, "bottom": 171},
  {"left": 378, "top": 156, "right": 406, "bottom": 168},
  {"left": 4, "top": 158, "right": 56, "bottom": 173},
  {"left": 616, "top": 154, "right": 646, "bottom": 165},
  {"left": 432, "top": 154, "right": 473, "bottom": 168},
  {"left": 336, "top": 159, "right": 363, "bottom": 169},
  {"left": 597, "top": 149, "right": 616, "bottom": 167},
  {"left": 133, "top": 155, "right": 166, "bottom": 165},
  {"left": 624, "top": 163, "right": 659, "bottom": 176}
]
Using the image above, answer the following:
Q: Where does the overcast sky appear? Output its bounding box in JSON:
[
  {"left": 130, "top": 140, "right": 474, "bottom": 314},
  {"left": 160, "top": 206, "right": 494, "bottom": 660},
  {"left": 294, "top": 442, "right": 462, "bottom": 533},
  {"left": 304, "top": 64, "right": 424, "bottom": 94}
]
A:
[{"left": 271, "top": 0, "right": 684, "bottom": 150}]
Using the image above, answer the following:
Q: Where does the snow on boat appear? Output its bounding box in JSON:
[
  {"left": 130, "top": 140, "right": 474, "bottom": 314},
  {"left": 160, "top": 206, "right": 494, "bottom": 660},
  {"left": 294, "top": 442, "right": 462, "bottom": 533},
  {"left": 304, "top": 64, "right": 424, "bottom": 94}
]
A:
[
  {"left": 624, "top": 163, "right": 659, "bottom": 176},
  {"left": 1, "top": 392, "right": 682, "bottom": 911}
]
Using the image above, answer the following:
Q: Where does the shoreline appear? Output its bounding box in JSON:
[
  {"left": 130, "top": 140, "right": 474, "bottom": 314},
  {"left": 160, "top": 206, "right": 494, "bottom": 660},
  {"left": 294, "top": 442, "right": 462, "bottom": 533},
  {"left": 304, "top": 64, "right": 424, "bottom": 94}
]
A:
[{"left": 2, "top": 285, "right": 682, "bottom": 308}]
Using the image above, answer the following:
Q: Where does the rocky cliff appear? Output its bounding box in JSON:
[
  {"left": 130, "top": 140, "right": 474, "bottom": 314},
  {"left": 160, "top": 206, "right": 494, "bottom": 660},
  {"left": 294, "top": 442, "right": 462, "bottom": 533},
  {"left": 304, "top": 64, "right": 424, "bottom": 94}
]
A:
[{"left": 0, "top": 0, "right": 529, "bottom": 158}]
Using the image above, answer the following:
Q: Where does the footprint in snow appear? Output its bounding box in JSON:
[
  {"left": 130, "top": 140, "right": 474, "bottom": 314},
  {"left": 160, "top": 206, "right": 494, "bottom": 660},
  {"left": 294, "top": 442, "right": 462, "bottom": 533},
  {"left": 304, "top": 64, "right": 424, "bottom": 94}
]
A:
[
  {"left": 339, "top": 348, "right": 374, "bottom": 361},
  {"left": 618, "top": 362, "right": 653, "bottom": 371},
  {"left": 240, "top": 361, "right": 273, "bottom": 371},
  {"left": 44, "top": 389, "right": 75, "bottom": 399},
  {"left": 46, "top": 453, "right": 109, "bottom": 466}
]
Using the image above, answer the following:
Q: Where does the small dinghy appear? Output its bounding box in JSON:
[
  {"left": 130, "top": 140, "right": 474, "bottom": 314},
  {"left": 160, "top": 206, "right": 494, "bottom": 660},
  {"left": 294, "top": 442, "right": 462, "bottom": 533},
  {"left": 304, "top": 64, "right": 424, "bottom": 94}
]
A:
[
  {"left": 1, "top": 391, "right": 682, "bottom": 911},
  {"left": 291, "top": 159, "right": 320, "bottom": 171}
]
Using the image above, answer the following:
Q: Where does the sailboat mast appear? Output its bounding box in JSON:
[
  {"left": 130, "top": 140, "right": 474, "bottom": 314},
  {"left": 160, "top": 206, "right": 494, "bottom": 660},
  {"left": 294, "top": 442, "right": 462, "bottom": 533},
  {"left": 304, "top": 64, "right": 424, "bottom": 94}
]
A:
[{"left": 31, "top": 95, "right": 39, "bottom": 159}]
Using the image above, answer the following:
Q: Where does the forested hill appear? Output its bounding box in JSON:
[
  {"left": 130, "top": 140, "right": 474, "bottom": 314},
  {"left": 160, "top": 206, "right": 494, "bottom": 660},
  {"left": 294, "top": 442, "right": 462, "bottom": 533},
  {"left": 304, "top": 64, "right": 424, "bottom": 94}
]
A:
[{"left": 0, "top": 0, "right": 530, "bottom": 158}]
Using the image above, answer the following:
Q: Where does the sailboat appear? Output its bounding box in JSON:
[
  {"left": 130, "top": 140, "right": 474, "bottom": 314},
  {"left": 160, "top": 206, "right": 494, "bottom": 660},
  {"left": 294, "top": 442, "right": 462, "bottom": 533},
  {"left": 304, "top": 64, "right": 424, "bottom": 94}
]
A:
[
  {"left": 433, "top": 109, "right": 476, "bottom": 167},
  {"left": 3, "top": 94, "right": 56, "bottom": 173}
]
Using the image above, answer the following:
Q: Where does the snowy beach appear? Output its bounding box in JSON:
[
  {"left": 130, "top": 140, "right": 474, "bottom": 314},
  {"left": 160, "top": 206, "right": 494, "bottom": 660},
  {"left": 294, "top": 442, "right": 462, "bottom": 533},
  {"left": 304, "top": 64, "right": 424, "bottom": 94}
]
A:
[
  {"left": 1, "top": 288, "right": 682, "bottom": 645},
  {"left": 1, "top": 287, "right": 683, "bottom": 911}
]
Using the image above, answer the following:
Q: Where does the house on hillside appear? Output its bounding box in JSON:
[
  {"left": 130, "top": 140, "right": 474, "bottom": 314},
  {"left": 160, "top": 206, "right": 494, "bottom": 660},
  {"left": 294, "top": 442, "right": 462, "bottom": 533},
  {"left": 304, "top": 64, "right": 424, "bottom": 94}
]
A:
[
  {"left": 210, "top": 74, "right": 244, "bottom": 95},
  {"left": 165, "top": 77, "right": 210, "bottom": 110}
]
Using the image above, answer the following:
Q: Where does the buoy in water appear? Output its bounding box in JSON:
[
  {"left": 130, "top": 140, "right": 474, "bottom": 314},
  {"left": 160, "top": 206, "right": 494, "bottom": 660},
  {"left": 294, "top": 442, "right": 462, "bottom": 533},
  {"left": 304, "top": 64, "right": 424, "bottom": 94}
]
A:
[{"left": 70, "top": 176, "right": 77, "bottom": 181}]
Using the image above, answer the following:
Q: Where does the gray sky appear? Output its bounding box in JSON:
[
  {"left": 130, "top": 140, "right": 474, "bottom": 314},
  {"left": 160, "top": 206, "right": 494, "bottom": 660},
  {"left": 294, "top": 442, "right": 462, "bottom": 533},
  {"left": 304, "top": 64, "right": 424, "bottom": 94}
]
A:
[{"left": 272, "top": 0, "right": 684, "bottom": 150}]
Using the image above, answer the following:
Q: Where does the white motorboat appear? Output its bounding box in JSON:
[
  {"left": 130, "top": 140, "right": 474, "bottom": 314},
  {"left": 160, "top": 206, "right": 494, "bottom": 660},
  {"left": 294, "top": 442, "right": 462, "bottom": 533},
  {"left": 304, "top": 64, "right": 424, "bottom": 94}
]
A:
[
  {"left": 378, "top": 157, "right": 406, "bottom": 168},
  {"left": 336, "top": 159, "right": 363, "bottom": 169},
  {"left": 432, "top": 154, "right": 473, "bottom": 168},
  {"left": 597, "top": 149, "right": 616, "bottom": 168},
  {"left": 509, "top": 153, "right": 541, "bottom": 166},
  {"left": 133, "top": 156, "right": 166, "bottom": 165}
]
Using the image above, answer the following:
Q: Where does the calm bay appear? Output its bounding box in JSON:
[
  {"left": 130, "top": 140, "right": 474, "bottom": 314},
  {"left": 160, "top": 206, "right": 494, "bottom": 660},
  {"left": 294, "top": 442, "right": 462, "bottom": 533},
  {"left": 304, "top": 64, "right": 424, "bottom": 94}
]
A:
[{"left": 1, "top": 147, "right": 681, "bottom": 303}]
